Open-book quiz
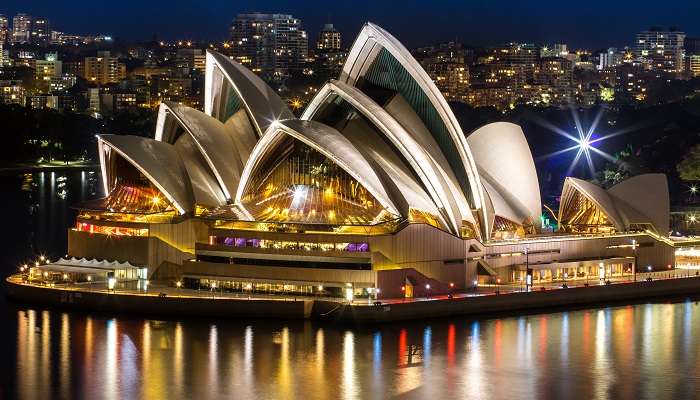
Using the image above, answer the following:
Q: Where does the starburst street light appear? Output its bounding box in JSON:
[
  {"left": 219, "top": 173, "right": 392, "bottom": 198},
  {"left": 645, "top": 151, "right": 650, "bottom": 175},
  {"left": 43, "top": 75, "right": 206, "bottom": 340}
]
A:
[{"left": 536, "top": 107, "right": 638, "bottom": 178}]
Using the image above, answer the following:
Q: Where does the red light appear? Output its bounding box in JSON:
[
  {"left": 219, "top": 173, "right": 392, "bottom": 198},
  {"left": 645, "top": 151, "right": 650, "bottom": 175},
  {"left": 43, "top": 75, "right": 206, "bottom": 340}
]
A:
[
  {"left": 449, "top": 282, "right": 454, "bottom": 288},
  {"left": 497, "top": 278, "right": 501, "bottom": 284},
  {"left": 401, "top": 286, "right": 405, "bottom": 291},
  {"left": 668, "top": 264, "right": 672, "bottom": 269}
]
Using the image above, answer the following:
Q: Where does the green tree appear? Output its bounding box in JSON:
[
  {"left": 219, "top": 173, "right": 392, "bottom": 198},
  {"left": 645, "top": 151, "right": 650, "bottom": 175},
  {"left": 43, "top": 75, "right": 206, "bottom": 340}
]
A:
[{"left": 677, "top": 144, "right": 700, "bottom": 181}]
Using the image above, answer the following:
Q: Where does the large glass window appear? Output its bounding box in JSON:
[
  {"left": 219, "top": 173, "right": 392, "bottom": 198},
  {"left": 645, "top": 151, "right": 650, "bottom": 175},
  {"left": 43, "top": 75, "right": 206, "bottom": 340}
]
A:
[{"left": 241, "top": 139, "right": 392, "bottom": 225}]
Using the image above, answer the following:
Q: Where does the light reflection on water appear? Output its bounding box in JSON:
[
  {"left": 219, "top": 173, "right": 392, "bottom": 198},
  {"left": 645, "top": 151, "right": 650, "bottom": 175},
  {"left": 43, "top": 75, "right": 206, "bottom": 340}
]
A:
[
  {"left": 4, "top": 170, "right": 700, "bottom": 399},
  {"left": 6, "top": 300, "right": 700, "bottom": 399}
]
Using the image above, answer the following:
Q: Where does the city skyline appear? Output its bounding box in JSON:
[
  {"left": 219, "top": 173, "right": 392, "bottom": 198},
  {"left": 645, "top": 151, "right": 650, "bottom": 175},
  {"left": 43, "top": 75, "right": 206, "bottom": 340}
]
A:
[{"left": 1, "top": 0, "right": 699, "bottom": 49}]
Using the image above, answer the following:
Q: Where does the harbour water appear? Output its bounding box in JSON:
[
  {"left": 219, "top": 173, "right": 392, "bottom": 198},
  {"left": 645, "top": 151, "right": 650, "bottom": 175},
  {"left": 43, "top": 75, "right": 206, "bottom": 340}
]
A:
[{"left": 2, "top": 169, "right": 700, "bottom": 400}]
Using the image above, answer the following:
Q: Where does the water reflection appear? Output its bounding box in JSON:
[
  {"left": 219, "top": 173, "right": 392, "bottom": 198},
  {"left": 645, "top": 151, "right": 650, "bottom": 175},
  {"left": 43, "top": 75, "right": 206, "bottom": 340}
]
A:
[
  {"left": 1, "top": 169, "right": 100, "bottom": 268},
  {"left": 8, "top": 300, "right": 700, "bottom": 399}
]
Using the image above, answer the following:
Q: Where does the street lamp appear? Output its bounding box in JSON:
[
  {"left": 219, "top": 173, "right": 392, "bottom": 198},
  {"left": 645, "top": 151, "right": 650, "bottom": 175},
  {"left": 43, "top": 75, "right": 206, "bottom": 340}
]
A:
[
  {"left": 87, "top": 275, "right": 92, "bottom": 291},
  {"left": 211, "top": 282, "right": 217, "bottom": 298},
  {"left": 425, "top": 283, "right": 431, "bottom": 298},
  {"left": 632, "top": 239, "right": 638, "bottom": 282},
  {"left": 525, "top": 247, "right": 532, "bottom": 292},
  {"left": 176, "top": 280, "right": 182, "bottom": 297}
]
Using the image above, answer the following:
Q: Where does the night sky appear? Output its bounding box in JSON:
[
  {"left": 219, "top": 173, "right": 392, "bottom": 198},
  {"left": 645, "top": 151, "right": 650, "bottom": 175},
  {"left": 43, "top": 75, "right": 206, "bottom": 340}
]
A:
[{"left": 2, "top": 0, "right": 699, "bottom": 49}]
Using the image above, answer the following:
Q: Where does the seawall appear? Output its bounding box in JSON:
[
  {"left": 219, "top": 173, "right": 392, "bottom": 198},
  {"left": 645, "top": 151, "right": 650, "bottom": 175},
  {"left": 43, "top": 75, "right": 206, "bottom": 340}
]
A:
[
  {"left": 6, "top": 275, "right": 700, "bottom": 323},
  {"left": 314, "top": 277, "right": 700, "bottom": 323}
]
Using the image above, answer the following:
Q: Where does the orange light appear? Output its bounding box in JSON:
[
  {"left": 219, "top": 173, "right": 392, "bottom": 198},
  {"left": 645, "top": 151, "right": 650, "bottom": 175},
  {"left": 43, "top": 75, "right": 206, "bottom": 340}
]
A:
[
  {"left": 401, "top": 286, "right": 405, "bottom": 291},
  {"left": 449, "top": 282, "right": 454, "bottom": 288},
  {"left": 497, "top": 278, "right": 501, "bottom": 284}
]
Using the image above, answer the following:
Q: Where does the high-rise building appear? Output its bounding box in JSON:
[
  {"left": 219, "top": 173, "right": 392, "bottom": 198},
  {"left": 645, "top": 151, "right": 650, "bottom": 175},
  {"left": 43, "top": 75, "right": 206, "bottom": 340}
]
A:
[
  {"left": 83, "top": 51, "right": 127, "bottom": 85},
  {"left": 490, "top": 42, "right": 539, "bottom": 83},
  {"left": 688, "top": 55, "right": 700, "bottom": 77},
  {"left": 635, "top": 28, "right": 686, "bottom": 73},
  {"left": 0, "top": 43, "right": 7, "bottom": 66},
  {"left": 35, "top": 52, "right": 63, "bottom": 89},
  {"left": 598, "top": 48, "right": 621, "bottom": 70},
  {"left": 12, "top": 14, "right": 32, "bottom": 43},
  {"left": 535, "top": 57, "right": 574, "bottom": 106},
  {"left": 316, "top": 23, "right": 341, "bottom": 50},
  {"left": 0, "top": 15, "right": 9, "bottom": 43},
  {"left": 31, "top": 17, "right": 50, "bottom": 44},
  {"left": 230, "top": 13, "right": 308, "bottom": 78},
  {"left": 419, "top": 42, "right": 471, "bottom": 101}
]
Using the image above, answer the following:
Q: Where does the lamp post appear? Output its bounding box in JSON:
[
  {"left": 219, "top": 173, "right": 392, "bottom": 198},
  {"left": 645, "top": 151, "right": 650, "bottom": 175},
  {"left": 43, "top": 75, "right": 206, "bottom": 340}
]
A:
[
  {"left": 211, "top": 282, "right": 216, "bottom": 299},
  {"left": 87, "top": 275, "right": 92, "bottom": 291},
  {"left": 425, "top": 283, "right": 431, "bottom": 299},
  {"left": 176, "top": 280, "right": 182, "bottom": 297},
  {"left": 525, "top": 247, "right": 532, "bottom": 292},
  {"left": 632, "top": 239, "right": 638, "bottom": 282}
]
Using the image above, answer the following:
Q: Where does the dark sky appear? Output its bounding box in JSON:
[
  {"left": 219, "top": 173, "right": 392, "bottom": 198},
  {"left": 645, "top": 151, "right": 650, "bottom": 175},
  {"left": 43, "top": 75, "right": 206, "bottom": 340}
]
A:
[{"left": 2, "top": 0, "right": 699, "bottom": 49}]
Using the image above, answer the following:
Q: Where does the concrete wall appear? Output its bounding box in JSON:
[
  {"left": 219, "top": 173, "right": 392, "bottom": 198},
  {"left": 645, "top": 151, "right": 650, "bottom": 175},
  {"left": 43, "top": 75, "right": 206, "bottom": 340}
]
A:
[
  {"left": 68, "top": 218, "right": 208, "bottom": 280},
  {"left": 475, "top": 233, "right": 675, "bottom": 282},
  {"left": 315, "top": 276, "right": 700, "bottom": 323},
  {"left": 370, "top": 224, "right": 466, "bottom": 287},
  {"left": 68, "top": 229, "right": 150, "bottom": 265}
]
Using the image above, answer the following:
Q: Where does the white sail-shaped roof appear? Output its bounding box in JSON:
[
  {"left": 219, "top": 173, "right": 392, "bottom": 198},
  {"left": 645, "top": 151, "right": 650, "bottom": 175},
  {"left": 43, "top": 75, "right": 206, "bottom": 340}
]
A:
[
  {"left": 340, "top": 22, "right": 487, "bottom": 231},
  {"left": 204, "top": 50, "right": 293, "bottom": 136},
  {"left": 559, "top": 175, "right": 668, "bottom": 234},
  {"left": 303, "top": 80, "right": 474, "bottom": 234},
  {"left": 98, "top": 134, "right": 194, "bottom": 214},
  {"left": 607, "top": 174, "right": 669, "bottom": 234},
  {"left": 467, "top": 122, "right": 542, "bottom": 235},
  {"left": 155, "top": 101, "right": 242, "bottom": 202}
]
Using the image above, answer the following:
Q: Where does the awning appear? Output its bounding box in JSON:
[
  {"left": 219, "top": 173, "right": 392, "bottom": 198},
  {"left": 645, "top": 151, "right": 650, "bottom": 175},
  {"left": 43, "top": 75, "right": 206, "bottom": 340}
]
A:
[{"left": 39, "top": 257, "right": 142, "bottom": 274}]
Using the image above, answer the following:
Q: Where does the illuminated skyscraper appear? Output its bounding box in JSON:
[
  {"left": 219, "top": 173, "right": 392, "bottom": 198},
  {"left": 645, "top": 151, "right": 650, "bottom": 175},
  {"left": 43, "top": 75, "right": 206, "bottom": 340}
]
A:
[
  {"left": 230, "top": 13, "right": 308, "bottom": 79},
  {"left": 31, "top": 17, "right": 51, "bottom": 44},
  {"left": 0, "top": 15, "right": 8, "bottom": 43},
  {"left": 83, "top": 51, "right": 126, "bottom": 85},
  {"left": 12, "top": 13, "right": 32, "bottom": 43},
  {"left": 316, "top": 23, "right": 341, "bottom": 50},
  {"left": 636, "top": 28, "right": 686, "bottom": 73}
]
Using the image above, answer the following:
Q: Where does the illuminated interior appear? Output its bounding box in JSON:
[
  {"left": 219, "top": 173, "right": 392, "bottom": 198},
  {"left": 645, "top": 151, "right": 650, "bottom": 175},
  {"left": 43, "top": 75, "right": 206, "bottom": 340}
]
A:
[
  {"left": 559, "top": 189, "right": 616, "bottom": 233},
  {"left": 408, "top": 208, "right": 444, "bottom": 230},
  {"left": 491, "top": 215, "right": 527, "bottom": 240},
  {"left": 240, "top": 138, "right": 396, "bottom": 225},
  {"left": 75, "top": 222, "right": 149, "bottom": 237},
  {"left": 209, "top": 236, "right": 370, "bottom": 252}
]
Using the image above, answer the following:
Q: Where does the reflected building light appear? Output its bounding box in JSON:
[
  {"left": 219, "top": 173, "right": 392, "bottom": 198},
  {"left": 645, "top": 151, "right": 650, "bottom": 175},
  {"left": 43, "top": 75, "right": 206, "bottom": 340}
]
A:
[
  {"left": 373, "top": 332, "right": 382, "bottom": 378},
  {"left": 242, "top": 325, "right": 254, "bottom": 398},
  {"left": 41, "top": 311, "right": 51, "bottom": 390},
  {"left": 561, "top": 313, "right": 569, "bottom": 366},
  {"left": 447, "top": 323, "right": 456, "bottom": 366},
  {"left": 464, "top": 321, "right": 485, "bottom": 398},
  {"left": 684, "top": 301, "right": 693, "bottom": 353},
  {"left": 277, "top": 327, "right": 292, "bottom": 399},
  {"left": 174, "top": 322, "right": 184, "bottom": 398},
  {"left": 60, "top": 313, "right": 71, "bottom": 398},
  {"left": 594, "top": 310, "right": 612, "bottom": 399},
  {"left": 342, "top": 331, "right": 357, "bottom": 400},
  {"left": 106, "top": 319, "right": 118, "bottom": 400},
  {"left": 209, "top": 324, "right": 219, "bottom": 391},
  {"left": 423, "top": 326, "right": 432, "bottom": 368},
  {"left": 315, "top": 328, "right": 325, "bottom": 370},
  {"left": 141, "top": 321, "right": 151, "bottom": 398}
]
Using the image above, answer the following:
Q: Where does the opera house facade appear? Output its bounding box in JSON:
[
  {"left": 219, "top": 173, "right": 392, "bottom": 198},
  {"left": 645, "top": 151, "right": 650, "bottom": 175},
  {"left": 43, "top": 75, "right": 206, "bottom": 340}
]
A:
[{"left": 68, "top": 23, "right": 675, "bottom": 299}]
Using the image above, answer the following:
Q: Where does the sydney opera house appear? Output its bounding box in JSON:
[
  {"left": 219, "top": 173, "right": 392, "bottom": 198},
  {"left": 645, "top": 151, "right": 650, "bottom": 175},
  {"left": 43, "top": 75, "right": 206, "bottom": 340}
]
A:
[{"left": 66, "top": 23, "right": 675, "bottom": 299}]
